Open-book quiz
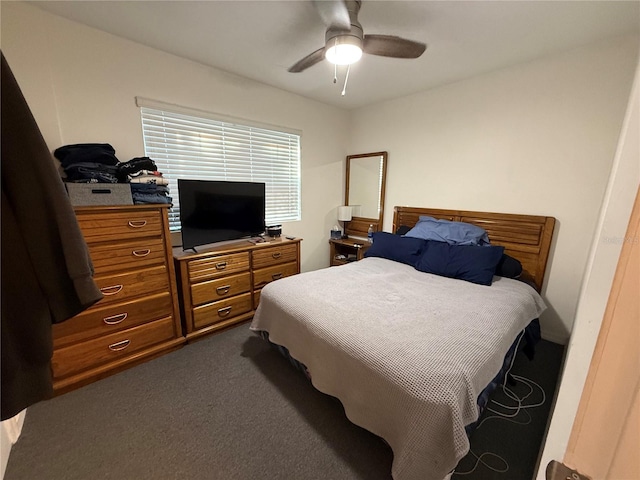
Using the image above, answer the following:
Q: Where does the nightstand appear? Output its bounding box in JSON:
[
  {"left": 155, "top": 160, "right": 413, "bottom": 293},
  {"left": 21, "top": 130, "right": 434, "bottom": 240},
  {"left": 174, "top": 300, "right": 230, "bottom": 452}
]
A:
[{"left": 329, "top": 237, "right": 371, "bottom": 266}]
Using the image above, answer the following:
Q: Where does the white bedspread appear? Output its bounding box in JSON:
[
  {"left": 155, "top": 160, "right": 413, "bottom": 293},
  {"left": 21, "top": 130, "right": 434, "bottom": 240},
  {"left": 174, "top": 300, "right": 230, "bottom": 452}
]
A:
[{"left": 250, "top": 257, "right": 546, "bottom": 480}]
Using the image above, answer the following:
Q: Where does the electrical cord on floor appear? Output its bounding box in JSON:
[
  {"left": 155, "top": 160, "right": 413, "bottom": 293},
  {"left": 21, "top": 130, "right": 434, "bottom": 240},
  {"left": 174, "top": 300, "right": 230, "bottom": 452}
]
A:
[
  {"left": 454, "top": 334, "right": 548, "bottom": 476},
  {"left": 479, "top": 362, "right": 548, "bottom": 424},
  {"left": 472, "top": 374, "right": 546, "bottom": 432},
  {"left": 454, "top": 450, "right": 509, "bottom": 476}
]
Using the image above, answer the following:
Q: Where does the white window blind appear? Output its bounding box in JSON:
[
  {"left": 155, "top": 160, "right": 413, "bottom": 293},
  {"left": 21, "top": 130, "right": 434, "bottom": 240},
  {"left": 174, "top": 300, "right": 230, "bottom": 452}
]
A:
[{"left": 137, "top": 99, "right": 301, "bottom": 231}]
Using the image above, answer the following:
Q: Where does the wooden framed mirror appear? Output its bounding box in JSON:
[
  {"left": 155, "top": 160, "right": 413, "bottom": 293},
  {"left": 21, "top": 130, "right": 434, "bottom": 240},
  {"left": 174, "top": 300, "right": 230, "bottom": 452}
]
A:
[{"left": 344, "top": 151, "right": 388, "bottom": 237}]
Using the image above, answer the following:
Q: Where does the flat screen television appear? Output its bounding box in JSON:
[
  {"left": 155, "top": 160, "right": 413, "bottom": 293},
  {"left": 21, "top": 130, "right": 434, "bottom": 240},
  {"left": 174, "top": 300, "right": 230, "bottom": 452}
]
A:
[{"left": 178, "top": 179, "right": 266, "bottom": 251}]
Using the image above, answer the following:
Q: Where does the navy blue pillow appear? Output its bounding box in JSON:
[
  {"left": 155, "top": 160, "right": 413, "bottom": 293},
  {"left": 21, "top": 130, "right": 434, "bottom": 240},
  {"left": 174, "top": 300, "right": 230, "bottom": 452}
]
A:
[
  {"left": 364, "top": 232, "right": 427, "bottom": 266},
  {"left": 495, "top": 254, "right": 523, "bottom": 279},
  {"left": 415, "top": 241, "right": 505, "bottom": 286}
]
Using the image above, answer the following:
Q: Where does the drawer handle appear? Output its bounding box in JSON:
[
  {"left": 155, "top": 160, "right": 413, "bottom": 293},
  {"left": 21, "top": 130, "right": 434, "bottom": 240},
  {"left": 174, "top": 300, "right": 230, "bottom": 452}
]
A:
[
  {"left": 100, "top": 284, "right": 123, "bottom": 296},
  {"left": 215, "top": 262, "right": 227, "bottom": 270},
  {"left": 272, "top": 252, "right": 282, "bottom": 259},
  {"left": 216, "top": 285, "right": 231, "bottom": 295},
  {"left": 108, "top": 339, "right": 131, "bottom": 352},
  {"left": 128, "top": 220, "right": 147, "bottom": 228},
  {"left": 132, "top": 249, "right": 151, "bottom": 257},
  {"left": 218, "top": 306, "right": 232, "bottom": 317},
  {"left": 272, "top": 273, "right": 283, "bottom": 280},
  {"left": 103, "top": 312, "right": 128, "bottom": 325}
]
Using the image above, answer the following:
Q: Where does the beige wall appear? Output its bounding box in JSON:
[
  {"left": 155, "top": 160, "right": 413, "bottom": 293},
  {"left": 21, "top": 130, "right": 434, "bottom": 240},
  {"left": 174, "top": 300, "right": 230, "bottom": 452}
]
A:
[
  {"left": 0, "top": 2, "right": 351, "bottom": 273},
  {"left": 348, "top": 35, "right": 639, "bottom": 343},
  {"left": 0, "top": 412, "right": 26, "bottom": 479},
  {"left": 537, "top": 61, "right": 640, "bottom": 479}
]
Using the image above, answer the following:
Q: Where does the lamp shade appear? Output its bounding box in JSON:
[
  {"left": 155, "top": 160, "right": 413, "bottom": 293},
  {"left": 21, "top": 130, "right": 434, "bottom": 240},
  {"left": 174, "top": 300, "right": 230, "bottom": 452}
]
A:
[{"left": 337, "top": 206, "right": 352, "bottom": 222}]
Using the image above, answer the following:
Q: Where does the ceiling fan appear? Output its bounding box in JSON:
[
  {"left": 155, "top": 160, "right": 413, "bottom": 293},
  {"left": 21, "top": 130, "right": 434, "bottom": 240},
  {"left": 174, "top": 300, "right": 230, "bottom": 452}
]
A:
[{"left": 288, "top": 0, "right": 427, "bottom": 73}]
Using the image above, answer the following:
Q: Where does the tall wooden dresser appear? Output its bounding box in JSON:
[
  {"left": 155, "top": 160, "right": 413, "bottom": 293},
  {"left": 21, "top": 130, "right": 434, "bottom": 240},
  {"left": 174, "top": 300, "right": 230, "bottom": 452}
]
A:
[
  {"left": 51, "top": 205, "right": 185, "bottom": 394},
  {"left": 174, "top": 237, "right": 301, "bottom": 341}
]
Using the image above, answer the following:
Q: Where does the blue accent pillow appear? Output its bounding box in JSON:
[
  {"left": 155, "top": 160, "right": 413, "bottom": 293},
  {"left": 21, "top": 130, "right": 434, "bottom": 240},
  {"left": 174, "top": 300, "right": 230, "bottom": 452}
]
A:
[
  {"left": 404, "top": 216, "right": 490, "bottom": 246},
  {"left": 364, "top": 232, "right": 427, "bottom": 266},
  {"left": 415, "top": 241, "right": 505, "bottom": 285}
]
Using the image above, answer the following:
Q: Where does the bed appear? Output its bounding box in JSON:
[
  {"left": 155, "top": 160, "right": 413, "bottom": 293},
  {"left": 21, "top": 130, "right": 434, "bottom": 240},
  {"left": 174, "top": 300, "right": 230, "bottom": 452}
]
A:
[{"left": 250, "top": 206, "right": 556, "bottom": 480}]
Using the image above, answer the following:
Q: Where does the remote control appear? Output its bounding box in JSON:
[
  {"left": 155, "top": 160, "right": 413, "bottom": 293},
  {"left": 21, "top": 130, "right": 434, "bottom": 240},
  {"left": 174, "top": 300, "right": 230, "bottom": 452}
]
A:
[{"left": 285, "top": 236, "right": 296, "bottom": 240}]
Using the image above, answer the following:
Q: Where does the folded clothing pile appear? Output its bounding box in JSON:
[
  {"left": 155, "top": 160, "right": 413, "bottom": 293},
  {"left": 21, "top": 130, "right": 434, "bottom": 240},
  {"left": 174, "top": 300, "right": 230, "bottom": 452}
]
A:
[
  {"left": 54, "top": 143, "right": 172, "bottom": 205},
  {"left": 121, "top": 157, "right": 172, "bottom": 205},
  {"left": 55, "top": 143, "right": 126, "bottom": 183}
]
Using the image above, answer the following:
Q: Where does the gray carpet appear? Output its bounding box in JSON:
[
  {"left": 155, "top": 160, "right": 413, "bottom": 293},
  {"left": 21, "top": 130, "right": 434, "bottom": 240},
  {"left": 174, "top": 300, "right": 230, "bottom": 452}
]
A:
[
  {"left": 453, "top": 339, "right": 564, "bottom": 479},
  {"left": 4, "top": 324, "right": 563, "bottom": 480}
]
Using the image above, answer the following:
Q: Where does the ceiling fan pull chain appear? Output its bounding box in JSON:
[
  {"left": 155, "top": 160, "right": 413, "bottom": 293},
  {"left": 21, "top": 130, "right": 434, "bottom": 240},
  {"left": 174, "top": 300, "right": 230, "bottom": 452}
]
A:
[{"left": 341, "top": 64, "right": 351, "bottom": 96}]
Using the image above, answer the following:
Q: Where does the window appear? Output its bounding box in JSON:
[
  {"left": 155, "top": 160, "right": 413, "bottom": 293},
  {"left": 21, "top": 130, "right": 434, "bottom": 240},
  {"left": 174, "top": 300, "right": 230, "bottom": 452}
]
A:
[{"left": 136, "top": 98, "right": 301, "bottom": 231}]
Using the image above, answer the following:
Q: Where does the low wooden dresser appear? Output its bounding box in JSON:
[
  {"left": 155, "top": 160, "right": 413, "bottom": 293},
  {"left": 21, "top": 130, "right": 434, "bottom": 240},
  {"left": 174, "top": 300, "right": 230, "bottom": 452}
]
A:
[
  {"left": 52, "top": 205, "right": 185, "bottom": 394},
  {"left": 174, "top": 237, "right": 302, "bottom": 341}
]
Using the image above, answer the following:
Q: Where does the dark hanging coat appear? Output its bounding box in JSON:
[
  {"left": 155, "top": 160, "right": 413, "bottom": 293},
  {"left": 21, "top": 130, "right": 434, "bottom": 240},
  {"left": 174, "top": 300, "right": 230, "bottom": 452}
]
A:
[{"left": 1, "top": 52, "right": 103, "bottom": 420}]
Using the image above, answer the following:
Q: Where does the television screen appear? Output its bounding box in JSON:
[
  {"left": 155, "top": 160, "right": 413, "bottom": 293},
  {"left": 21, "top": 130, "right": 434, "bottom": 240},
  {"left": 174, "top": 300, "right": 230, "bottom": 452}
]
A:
[{"left": 178, "top": 179, "right": 266, "bottom": 250}]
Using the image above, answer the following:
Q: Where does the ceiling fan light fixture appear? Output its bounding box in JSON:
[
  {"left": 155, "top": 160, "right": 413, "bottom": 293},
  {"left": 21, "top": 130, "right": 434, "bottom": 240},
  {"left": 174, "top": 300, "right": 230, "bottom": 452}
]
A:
[
  {"left": 325, "top": 36, "right": 363, "bottom": 65},
  {"left": 288, "top": 1, "right": 426, "bottom": 74}
]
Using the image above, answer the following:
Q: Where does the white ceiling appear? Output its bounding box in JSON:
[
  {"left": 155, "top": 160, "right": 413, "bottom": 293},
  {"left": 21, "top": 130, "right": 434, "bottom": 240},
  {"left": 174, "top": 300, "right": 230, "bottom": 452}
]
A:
[{"left": 30, "top": 1, "right": 640, "bottom": 110}]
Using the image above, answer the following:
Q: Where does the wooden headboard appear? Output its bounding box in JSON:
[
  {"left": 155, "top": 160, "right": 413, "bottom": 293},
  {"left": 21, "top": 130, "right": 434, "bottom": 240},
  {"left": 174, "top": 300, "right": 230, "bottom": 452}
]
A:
[{"left": 392, "top": 206, "right": 556, "bottom": 292}]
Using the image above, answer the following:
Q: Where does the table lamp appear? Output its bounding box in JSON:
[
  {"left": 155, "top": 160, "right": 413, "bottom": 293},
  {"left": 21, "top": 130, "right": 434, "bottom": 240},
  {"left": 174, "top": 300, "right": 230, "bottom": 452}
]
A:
[{"left": 338, "top": 206, "right": 352, "bottom": 238}]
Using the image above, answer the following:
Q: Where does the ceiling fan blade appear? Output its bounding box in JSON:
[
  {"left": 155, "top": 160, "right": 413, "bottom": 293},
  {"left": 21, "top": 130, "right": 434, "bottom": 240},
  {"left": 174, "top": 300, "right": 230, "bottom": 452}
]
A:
[
  {"left": 313, "top": 0, "right": 351, "bottom": 31},
  {"left": 363, "top": 34, "right": 427, "bottom": 59},
  {"left": 288, "top": 47, "right": 326, "bottom": 73}
]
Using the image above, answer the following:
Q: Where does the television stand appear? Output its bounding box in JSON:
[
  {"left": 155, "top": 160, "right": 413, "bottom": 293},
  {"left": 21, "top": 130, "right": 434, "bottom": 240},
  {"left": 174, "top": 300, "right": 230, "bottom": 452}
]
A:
[{"left": 173, "top": 237, "right": 302, "bottom": 342}]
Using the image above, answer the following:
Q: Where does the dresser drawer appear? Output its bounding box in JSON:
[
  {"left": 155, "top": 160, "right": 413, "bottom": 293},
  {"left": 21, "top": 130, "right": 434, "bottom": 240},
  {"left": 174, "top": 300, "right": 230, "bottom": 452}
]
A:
[
  {"left": 192, "top": 292, "right": 253, "bottom": 329},
  {"left": 77, "top": 210, "right": 163, "bottom": 243},
  {"left": 53, "top": 292, "right": 173, "bottom": 347},
  {"left": 191, "top": 272, "right": 251, "bottom": 307},
  {"left": 253, "top": 262, "right": 299, "bottom": 289},
  {"left": 188, "top": 252, "right": 250, "bottom": 282},
  {"left": 88, "top": 238, "right": 166, "bottom": 274},
  {"left": 52, "top": 316, "right": 176, "bottom": 380},
  {"left": 94, "top": 265, "right": 169, "bottom": 305},
  {"left": 252, "top": 243, "right": 298, "bottom": 269}
]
